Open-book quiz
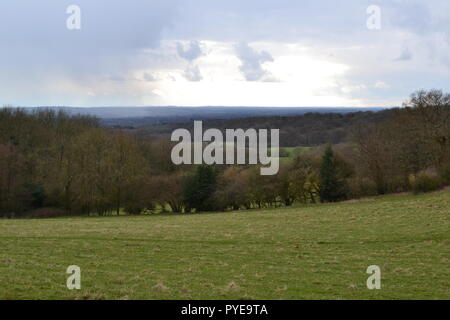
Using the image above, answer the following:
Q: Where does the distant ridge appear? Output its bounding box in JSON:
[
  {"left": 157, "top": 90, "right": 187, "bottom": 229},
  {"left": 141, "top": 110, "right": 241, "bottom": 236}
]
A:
[{"left": 14, "top": 106, "right": 392, "bottom": 127}]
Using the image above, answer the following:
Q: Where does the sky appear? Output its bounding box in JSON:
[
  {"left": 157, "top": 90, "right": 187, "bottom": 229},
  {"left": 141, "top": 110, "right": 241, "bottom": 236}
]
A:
[{"left": 0, "top": 0, "right": 449, "bottom": 107}]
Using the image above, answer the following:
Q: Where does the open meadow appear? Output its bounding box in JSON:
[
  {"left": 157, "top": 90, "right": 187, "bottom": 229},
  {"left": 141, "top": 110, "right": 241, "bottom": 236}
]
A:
[{"left": 0, "top": 189, "right": 449, "bottom": 300}]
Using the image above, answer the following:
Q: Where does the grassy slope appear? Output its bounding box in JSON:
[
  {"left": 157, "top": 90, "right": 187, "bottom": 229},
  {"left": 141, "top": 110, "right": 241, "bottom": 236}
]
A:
[{"left": 0, "top": 190, "right": 449, "bottom": 300}]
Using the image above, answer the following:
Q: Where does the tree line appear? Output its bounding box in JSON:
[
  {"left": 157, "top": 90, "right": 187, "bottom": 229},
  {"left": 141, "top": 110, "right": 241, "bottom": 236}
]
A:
[
  {"left": 135, "top": 107, "right": 393, "bottom": 147},
  {"left": 0, "top": 89, "right": 449, "bottom": 218}
]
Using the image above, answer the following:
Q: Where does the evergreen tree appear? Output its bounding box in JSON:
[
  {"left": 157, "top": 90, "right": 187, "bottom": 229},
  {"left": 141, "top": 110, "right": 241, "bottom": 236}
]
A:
[
  {"left": 183, "top": 165, "right": 217, "bottom": 212},
  {"left": 319, "top": 145, "right": 348, "bottom": 203}
]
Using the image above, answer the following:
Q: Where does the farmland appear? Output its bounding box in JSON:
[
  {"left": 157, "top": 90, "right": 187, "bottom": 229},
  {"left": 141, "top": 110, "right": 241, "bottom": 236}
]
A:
[{"left": 0, "top": 189, "right": 449, "bottom": 300}]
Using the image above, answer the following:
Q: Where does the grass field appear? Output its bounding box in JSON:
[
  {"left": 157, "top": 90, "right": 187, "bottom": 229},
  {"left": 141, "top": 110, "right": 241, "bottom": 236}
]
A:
[
  {"left": 281, "top": 146, "right": 313, "bottom": 158},
  {"left": 0, "top": 190, "right": 449, "bottom": 300}
]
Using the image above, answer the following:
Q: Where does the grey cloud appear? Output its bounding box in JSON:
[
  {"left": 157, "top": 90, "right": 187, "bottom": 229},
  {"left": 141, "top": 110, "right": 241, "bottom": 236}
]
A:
[
  {"left": 177, "top": 41, "right": 204, "bottom": 82},
  {"left": 0, "top": 1, "right": 180, "bottom": 94},
  {"left": 177, "top": 40, "right": 203, "bottom": 61},
  {"left": 170, "top": 0, "right": 367, "bottom": 43},
  {"left": 395, "top": 45, "right": 413, "bottom": 61},
  {"left": 107, "top": 75, "right": 127, "bottom": 82},
  {"left": 183, "top": 65, "right": 203, "bottom": 82},
  {"left": 1, "top": 0, "right": 450, "bottom": 106},
  {"left": 385, "top": 1, "right": 433, "bottom": 35},
  {"left": 235, "top": 42, "right": 274, "bottom": 81},
  {"left": 143, "top": 73, "right": 157, "bottom": 82},
  {"left": 0, "top": 1, "right": 180, "bottom": 59}
]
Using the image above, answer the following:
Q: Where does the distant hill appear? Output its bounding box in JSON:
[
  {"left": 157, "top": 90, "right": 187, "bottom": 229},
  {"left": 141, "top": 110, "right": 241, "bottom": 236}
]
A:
[
  {"left": 18, "top": 106, "right": 390, "bottom": 127},
  {"left": 134, "top": 108, "right": 396, "bottom": 147},
  {"left": 12, "top": 106, "right": 395, "bottom": 146}
]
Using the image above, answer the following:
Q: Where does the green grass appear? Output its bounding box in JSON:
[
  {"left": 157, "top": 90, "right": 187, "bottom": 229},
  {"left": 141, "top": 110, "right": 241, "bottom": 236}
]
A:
[
  {"left": 273, "top": 146, "right": 313, "bottom": 165},
  {"left": 282, "top": 146, "right": 313, "bottom": 158},
  {"left": 1, "top": 190, "right": 449, "bottom": 300}
]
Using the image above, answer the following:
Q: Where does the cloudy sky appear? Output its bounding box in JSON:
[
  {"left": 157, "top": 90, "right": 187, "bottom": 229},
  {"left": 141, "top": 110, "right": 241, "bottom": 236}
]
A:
[{"left": 1, "top": 0, "right": 449, "bottom": 107}]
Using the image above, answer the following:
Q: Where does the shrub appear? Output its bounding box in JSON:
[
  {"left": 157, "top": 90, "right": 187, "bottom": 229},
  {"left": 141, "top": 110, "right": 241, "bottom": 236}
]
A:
[
  {"left": 27, "top": 207, "right": 68, "bottom": 219},
  {"left": 278, "top": 148, "right": 290, "bottom": 158},
  {"left": 24, "top": 182, "right": 46, "bottom": 209},
  {"left": 410, "top": 173, "right": 443, "bottom": 194},
  {"left": 124, "top": 204, "right": 145, "bottom": 215},
  {"left": 347, "top": 177, "right": 378, "bottom": 199},
  {"left": 439, "top": 164, "right": 450, "bottom": 185}
]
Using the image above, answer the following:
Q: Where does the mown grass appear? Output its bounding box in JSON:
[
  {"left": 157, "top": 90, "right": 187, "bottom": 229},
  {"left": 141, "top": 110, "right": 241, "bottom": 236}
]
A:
[{"left": 0, "top": 190, "right": 449, "bottom": 300}]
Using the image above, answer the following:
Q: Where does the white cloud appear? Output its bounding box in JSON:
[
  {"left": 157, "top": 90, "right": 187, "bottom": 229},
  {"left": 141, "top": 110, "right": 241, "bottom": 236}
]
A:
[
  {"left": 374, "top": 81, "right": 390, "bottom": 89},
  {"left": 341, "top": 84, "right": 367, "bottom": 94}
]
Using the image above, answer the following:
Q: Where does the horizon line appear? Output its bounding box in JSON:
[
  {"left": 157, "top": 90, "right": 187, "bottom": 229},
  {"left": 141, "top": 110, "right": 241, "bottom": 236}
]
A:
[{"left": 8, "top": 105, "right": 396, "bottom": 109}]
